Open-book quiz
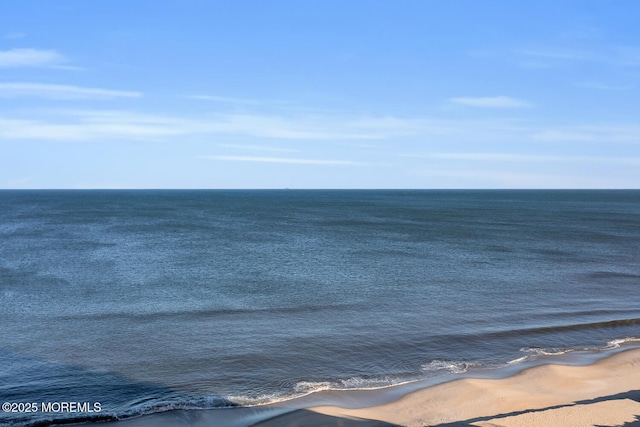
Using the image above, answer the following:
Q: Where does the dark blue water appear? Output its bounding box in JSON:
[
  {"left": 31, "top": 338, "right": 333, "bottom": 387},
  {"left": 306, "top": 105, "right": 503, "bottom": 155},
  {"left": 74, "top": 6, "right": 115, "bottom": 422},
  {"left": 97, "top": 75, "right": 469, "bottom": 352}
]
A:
[{"left": 1, "top": 190, "right": 639, "bottom": 426}]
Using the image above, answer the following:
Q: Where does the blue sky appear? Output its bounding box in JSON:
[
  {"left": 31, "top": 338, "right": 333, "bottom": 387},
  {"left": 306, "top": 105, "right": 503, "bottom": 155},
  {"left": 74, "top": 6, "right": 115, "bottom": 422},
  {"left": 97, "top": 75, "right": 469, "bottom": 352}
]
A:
[{"left": 1, "top": 0, "right": 639, "bottom": 188}]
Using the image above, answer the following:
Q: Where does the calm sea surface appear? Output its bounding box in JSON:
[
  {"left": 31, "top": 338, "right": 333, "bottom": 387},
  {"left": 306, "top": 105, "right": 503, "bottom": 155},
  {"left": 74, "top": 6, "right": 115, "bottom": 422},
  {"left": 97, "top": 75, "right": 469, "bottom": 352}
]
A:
[{"left": 1, "top": 190, "right": 639, "bottom": 426}]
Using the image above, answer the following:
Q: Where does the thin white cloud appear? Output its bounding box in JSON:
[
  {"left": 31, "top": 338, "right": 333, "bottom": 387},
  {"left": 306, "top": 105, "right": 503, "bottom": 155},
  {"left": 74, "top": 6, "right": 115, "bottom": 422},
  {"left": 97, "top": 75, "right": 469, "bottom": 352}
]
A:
[
  {"left": 403, "top": 152, "right": 640, "bottom": 165},
  {"left": 516, "top": 45, "right": 640, "bottom": 67},
  {"left": 405, "top": 152, "right": 560, "bottom": 162},
  {"left": 449, "top": 96, "right": 530, "bottom": 108},
  {"left": 188, "top": 95, "right": 263, "bottom": 105},
  {"left": 217, "top": 144, "right": 297, "bottom": 153},
  {"left": 532, "top": 130, "right": 597, "bottom": 142},
  {"left": 0, "top": 48, "right": 65, "bottom": 68},
  {"left": 530, "top": 125, "right": 640, "bottom": 142},
  {"left": 517, "top": 61, "right": 554, "bottom": 69},
  {"left": 0, "top": 110, "right": 397, "bottom": 141},
  {"left": 200, "top": 113, "right": 425, "bottom": 140},
  {"left": 574, "top": 81, "right": 634, "bottom": 91},
  {"left": 0, "top": 112, "right": 184, "bottom": 141},
  {"left": 0, "top": 117, "right": 86, "bottom": 140},
  {"left": 0, "top": 110, "right": 429, "bottom": 142},
  {"left": 516, "top": 47, "right": 590, "bottom": 61},
  {"left": 1, "top": 108, "right": 638, "bottom": 149},
  {"left": 0, "top": 83, "right": 142, "bottom": 99},
  {"left": 203, "top": 155, "right": 361, "bottom": 165}
]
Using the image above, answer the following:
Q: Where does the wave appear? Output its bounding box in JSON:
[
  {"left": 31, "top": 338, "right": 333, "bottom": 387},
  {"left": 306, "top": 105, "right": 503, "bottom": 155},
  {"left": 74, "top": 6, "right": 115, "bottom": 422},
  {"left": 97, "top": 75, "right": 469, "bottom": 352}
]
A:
[
  {"left": 540, "top": 308, "right": 640, "bottom": 320},
  {"left": 588, "top": 271, "right": 640, "bottom": 279},
  {"left": 478, "top": 318, "right": 640, "bottom": 340},
  {"left": 227, "top": 376, "right": 418, "bottom": 407},
  {"left": 223, "top": 374, "right": 430, "bottom": 408},
  {"left": 605, "top": 336, "right": 640, "bottom": 348},
  {"left": 420, "top": 360, "right": 474, "bottom": 374},
  {"left": 295, "top": 375, "right": 409, "bottom": 393},
  {"left": 508, "top": 336, "right": 640, "bottom": 364},
  {"left": 53, "top": 303, "right": 358, "bottom": 321}
]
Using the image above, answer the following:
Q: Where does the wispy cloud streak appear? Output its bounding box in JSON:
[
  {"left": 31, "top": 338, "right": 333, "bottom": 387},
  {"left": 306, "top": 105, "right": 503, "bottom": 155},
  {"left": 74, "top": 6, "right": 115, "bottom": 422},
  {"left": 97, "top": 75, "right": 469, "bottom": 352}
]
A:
[
  {"left": 2, "top": 110, "right": 416, "bottom": 141},
  {"left": 217, "top": 144, "right": 297, "bottom": 153},
  {"left": 203, "top": 155, "right": 361, "bottom": 165},
  {"left": 532, "top": 125, "right": 640, "bottom": 142},
  {"left": 449, "top": 96, "right": 530, "bottom": 108},
  {"left": 574, "top": 81, "right": 634, "bottom": 91},
  {"left": 516, "top": 45, "right": 640, "bottom": 67},
  {"left": 0, "top": 112, "right": 184, "bottom": 140},
  {"left": 0, "top": 83, "right": 142, "bottom": 99},
  {"left": 1, "top": 108, "right": 639, "bottom": 148},
  {"left": 0, "top": 48, "right": 65, "bottom": 68},
  {"left": 188, "top": 95, "right": 263, "bottom": 105},
  {"left": 403, "top": 152, "right": 640, "bottom": 165}
]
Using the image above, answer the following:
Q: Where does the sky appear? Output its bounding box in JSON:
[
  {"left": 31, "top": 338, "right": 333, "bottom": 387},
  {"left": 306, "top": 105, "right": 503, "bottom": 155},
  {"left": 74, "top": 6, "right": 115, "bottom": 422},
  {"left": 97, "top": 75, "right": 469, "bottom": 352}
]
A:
[{"left": 1, "top": 0, "right": 639, "bottom": 189}]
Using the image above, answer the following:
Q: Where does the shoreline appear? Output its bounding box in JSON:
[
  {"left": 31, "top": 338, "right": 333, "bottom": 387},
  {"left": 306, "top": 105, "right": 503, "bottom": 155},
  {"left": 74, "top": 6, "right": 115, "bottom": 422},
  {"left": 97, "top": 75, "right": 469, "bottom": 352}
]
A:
[
  {"left": 256, "top": 347, "right": 640, "bottom": 427},
  {"left": 66, "top": 345, "right": 640, "bottom": 427}
]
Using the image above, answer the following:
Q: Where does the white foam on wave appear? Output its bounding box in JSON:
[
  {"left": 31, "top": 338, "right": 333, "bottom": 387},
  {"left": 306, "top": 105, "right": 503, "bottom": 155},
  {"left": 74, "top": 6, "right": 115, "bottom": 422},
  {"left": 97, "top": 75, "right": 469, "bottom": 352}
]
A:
[
  {"left": 228, "top": 374, "right": 422, "bottom": 407},
  {"left": 604, "top": 337, "right": 640, "bottom": 349},
  {"left": 294, "top": 381, "right": 334, "bottom": 393},
  {"left": 225, "top": 391, "right": 293, "bottom": 407},
  {"left": 340, "top": 375, "right": 407, "bottom": 389},
  {"left": 294, "top": 376, "right": 408, "bottom": 394},
  {"left": 420, "top": 360, "right": 471, "bottom": 374},
  {"left": 507, "top": 355, "right": 529, "bottom": 364},
  {"left": 508, "top": 347, "right": 573, "bottom": 364},
  {"left": 509, "top": 337, "right": 640, "bottom": 365},
  {"left": 521, "top": 347, "right": 573, "bottom": 356}
]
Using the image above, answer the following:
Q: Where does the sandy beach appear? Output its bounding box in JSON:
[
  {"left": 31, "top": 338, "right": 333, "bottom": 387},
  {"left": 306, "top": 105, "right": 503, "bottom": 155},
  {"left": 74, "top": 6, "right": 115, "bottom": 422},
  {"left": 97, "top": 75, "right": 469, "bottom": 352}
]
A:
[{"left": 255, "top": 348, "right": 640, "bottom": 427}]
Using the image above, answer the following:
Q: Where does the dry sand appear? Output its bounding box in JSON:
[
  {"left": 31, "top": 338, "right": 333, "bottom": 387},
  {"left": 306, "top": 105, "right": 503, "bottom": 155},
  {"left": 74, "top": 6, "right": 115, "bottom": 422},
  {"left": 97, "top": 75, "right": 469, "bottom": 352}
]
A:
[{"left": 256, "top": 348, "right": 640, "bottom": 427}]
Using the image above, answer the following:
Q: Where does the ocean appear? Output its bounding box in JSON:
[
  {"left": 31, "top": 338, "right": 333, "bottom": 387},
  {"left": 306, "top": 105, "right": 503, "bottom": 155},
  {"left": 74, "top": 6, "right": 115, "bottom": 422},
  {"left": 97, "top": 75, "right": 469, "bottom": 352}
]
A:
[{"left": 1, "top": 190, "right": 639, "bottom": 426}]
